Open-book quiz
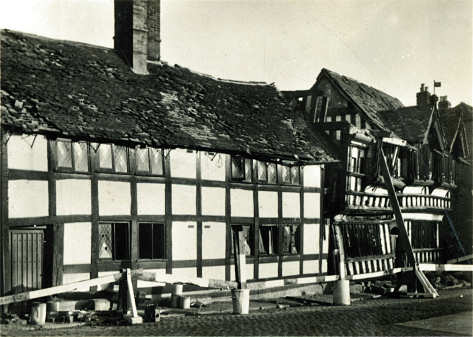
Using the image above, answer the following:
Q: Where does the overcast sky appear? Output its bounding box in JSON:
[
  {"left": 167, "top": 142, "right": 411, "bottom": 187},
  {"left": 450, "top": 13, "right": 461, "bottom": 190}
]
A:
[{"left": 1, "top": 0, "right": 472, "bottom": 106}]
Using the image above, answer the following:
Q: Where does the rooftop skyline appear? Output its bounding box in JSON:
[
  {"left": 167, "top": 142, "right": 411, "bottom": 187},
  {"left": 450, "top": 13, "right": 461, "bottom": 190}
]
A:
[{"left": 1, "top": 0, "right": 471, "bottom": 106}]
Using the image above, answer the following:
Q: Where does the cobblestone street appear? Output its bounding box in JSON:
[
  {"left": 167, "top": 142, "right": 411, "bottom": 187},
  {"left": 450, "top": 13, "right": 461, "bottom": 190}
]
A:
[{"left": 1, "top": 289, "right": 471, "bottom": 336}]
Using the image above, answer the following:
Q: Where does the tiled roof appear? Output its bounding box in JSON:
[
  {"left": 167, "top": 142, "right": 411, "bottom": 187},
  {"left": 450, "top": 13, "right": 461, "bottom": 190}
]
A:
[
  {"left": 318, "top": 68, "right": 404, "bottom": 131},
  {"left": 440, "top": 102, "right": 472, "bottom": 157},
  {"left": 376, "top": 106, "right": 433, "bottom": 144},
  {"left": 0, "top": 30, "right": 339, "bottom": 164}
]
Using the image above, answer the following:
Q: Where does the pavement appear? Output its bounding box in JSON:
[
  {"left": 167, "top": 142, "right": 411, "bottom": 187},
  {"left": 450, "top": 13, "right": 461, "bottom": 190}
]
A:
[{"left": 1, "top": 288, "right": 472, "bottom": 336}]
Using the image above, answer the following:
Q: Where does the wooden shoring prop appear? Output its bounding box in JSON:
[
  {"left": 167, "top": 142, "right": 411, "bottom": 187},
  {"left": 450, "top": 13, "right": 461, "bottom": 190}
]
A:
[
  {"left": 379, "top": 146, "right": 438, "bottom": 297},
  {"left": 132, "top": 270, "right": 238, "bottom": 289},
  {"left": 124, "top": 268, "right": 142, "bottom": 324},
  {"left": 333, "top": 223, "right": 347, "bottom": 279},
  {"left": 232, "top": 226, "right": 247, "bottom": 289},
  {"left": 447, "top": 254, "right": 473, "bottom": 264},
  {"left": 0, "top": 272, "right": 122, "bottom": 306}
]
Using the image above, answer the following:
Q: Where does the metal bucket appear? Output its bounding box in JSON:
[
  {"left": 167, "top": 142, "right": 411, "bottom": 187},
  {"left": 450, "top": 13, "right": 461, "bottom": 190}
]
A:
[{"left": 30, "top": 302, "right": 46, "bottom": 325}]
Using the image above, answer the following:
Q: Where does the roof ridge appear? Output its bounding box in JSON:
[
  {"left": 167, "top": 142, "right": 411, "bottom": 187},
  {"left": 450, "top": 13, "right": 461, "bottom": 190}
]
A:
[
  {"left": 322, "top": 68, "right": 402, "bottom": 102},
  {"left": 172, "top": 63, "right": 272, "bottom": 87},
  {"left": 1, "top": 28, "right": 110, "bottom": 50}
]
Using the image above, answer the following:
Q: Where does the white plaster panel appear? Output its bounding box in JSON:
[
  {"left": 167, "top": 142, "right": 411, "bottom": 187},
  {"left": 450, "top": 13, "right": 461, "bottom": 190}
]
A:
[
  {"left": 231, "top": 263, "right": 254, "bottom": 281},
  {"left": 170, "top": 149, "right": 196, "bottom": 179},
  {"left": 203, "top": 266, "right": 226, "bottom": 281},
  {"left": 403, "top": 213, "right": 443, "bottom": 221},
  {"left": 56, "top": 180, "right": 91, "bottom": 215},
  {"left": 282, "top": 261, "right": 300, "bottom": 276},
  {"left": 201, "top": 187, "right": 225, "bottom": 216},
  {"left": 303, "top": 260, "right": 319, "bottom": 274},
  {"left": 202, "top": 222, "right": 226, "bottom": 259},
  {"left": 258, "top": 262, "right": 278, "bottom": 279},
  {"left": 172, "top": 221, "right": 197, "bottom": 260},
  {"left": 282, "top": 192, "right": 300, "bottom": 218},
  {"left": 172, "top": 185, "right": 196, "bottom": 215},
  {"left": 322, "top": 224, "right": 330, "bottom": 253},
  {"left": 172, "top": 267, "right": 197, "bottom": 280},
  {"left": 230, "top": 189, "right": 253, "bottom": 217},
  {"left": 303, "top": 223, "right": 320, "bottom": 254},
  {"left": 62, "top": 273, "right": 90, "bottom": 291},
  {"left": 258, "top": 191, "right": 278, "bottom": 218},
  {"left": 137, "top": 183, "right": 165, "bottom": 215},
  {"left": 303, "top": 165, "right": 321, "bottom": 187},
  {"left": 9, "top": 180, "right": 48, "bottom": 218},
  {"left": 8, "top": 134, "right": 48, "bottom": 171},
  {"left": 304, "top": 192, "right": 320, "bottom": 218},
  {"left": 98, "top": 181, "right": 131, "bottom": 216},
  {"left": 201, "top": 152, "right": 225, "bottom": 181},
  {"left": 63, "top": 222, "right": 91, "bottom": 265}
]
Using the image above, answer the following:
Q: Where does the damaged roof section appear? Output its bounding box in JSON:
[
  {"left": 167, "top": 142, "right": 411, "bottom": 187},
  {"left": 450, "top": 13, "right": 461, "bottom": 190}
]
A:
[
  {"left": 316, "top": 68, "right": 404, "bottom": 131},
  {"left": 377, "top": 106, "right": 434, "bottom": 144},
  {"left": 0, "top": 30, "right": 339, "bottom": 164}
]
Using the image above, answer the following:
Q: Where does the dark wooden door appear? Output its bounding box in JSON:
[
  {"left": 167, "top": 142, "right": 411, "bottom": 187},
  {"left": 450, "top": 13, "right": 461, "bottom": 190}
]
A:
[{"left": 9, "top": 230, "right": 44, "bottom": 293}]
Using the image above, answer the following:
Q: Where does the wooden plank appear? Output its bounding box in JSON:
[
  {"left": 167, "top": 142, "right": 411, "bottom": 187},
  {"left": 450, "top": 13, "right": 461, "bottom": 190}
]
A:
[
  {"left": 299, "top": 169, "right": 305, "bottom": 275},
  {"left": 125, "top": 268, "right": 139, "bottom": 318},
  {"left": 0, "top": 272, "right": 122, "bottom": 306},
  {"left": 419, "top": 264, "right": 473, "bottom": 272},
  {"left": 90, "top": 147, "right": 99, "bottom": 285},
  {"left": 52, "top": 224, "right": 64, "bottom": 286},
  {"left": 164, "top": 153, "right": 172, "bottom": 274},
  {"left": 447, "top": 254, "right": 473, "bottom": 264},
  {"left": 379, "top": 148, "right": 416, "bottom": 265},
  {"left": 1, "top": 130, "right": 10, "bottom": 300},
  {"left": 196, "top": 152, "right": 202, "bottom": 278},
  {"left": 253, "top": 185, "right": 260, "bottom": 280},
  {"left": 133, "top": 270, "right": 238, "bottom": 289}
]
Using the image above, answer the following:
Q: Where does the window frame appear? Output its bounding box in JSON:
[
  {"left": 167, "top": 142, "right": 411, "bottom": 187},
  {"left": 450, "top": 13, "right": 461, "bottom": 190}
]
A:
[
  {"left": 96, "top": 143, "right": 130, "bottom": 174},
  {"left": 280, "top": 223, "right": 301, "bottom": 256},
  {"left": 98, "top": 222, "right": 130, "bottom": 261},
  {"left": 278, "top": 164, "right": 301, "bottom": 186},
  {"left": 135, "top": 147, "right": 165, "bottom": 176},
  {"left": 231, "top": 224, "right": 254, "bottom": 257},
  {"left": 258, "top": 223, "right": 279, "bottom": 256},
  {"left": 55, "top": 138, "right": 90, "bottom": 173},
  {"left": 231, "top": 156, "right": 252, "bottom": 183},
  {"left": 138, "top": 222, "right": 166, "bottom": 260}
]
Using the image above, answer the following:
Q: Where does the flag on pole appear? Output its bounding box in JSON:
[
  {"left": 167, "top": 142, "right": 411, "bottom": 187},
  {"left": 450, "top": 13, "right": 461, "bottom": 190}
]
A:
[{"left": 434, "top": 81, "right": 441, "bottom": 87}]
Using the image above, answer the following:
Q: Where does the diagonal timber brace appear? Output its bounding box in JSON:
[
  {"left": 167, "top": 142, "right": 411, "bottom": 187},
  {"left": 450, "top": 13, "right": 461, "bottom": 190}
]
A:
[{"left": 379, "top": 146, "right": 439, "bottom": 298}]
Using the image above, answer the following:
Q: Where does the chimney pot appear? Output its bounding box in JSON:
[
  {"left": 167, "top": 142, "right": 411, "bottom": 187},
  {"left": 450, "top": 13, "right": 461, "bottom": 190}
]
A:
[{"left": 416, "top": 83, "right": 431, "bottom": 108}]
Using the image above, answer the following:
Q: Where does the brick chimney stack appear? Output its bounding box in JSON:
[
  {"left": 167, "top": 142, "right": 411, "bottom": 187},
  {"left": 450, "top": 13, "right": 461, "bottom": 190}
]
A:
[
  {"left": 416, "top": 83, "right": 431, "bottom": 108},
  {"left": 438, "top": 96, "right": 451, "bottom": 113},
  {"left": 114, "top": 0, "right": 160, "bottom": 75}
]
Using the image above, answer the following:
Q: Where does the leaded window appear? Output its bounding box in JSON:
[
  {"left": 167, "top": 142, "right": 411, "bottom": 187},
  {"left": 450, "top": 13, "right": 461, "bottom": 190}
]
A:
[
  {"left": 99, "top": 222, "right": 129, "bottom": 260},
  {"left": 97, "top": 144, "right": 129, "bottom": 173},
  {"left": 56, "top": 139, "right": 89, "bottom": 172},
  {"left": 231, "top": 156, "right": 252, "bottom": 182},
  {"left": 136, "top": 147, "right": 164, "bottom": 176}
]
